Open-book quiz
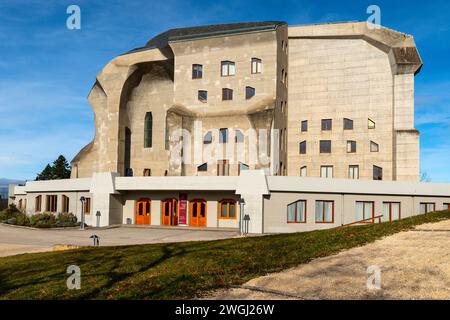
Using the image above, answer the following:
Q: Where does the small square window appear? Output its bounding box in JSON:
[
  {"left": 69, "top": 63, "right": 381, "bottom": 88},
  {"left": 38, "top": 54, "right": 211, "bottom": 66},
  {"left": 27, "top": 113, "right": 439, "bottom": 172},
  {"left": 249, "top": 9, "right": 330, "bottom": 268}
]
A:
[
  {"left": 368, "top": 118, "right": 376, "bottom": 129},
  {"left": 320, "top": 140, "right": 331, "bottom": 153},
  {"left": 222, "top": 88, "right": 233, "bottom": 101},
  {"left": 344, "top": 118, "right": 353, "bottom": 130},
  {"left": 373, "top": 165, "right": 383, "bottom": 180},
  {"left": 301, "top": 120, "right": 308, "bottom": 132},
  {"left": 246, "top": 86, "right": 255, "bottom": 99},
  {"left": 322, "top": 119, "right": 332, "bottom": 131},
  {"left": 370, "top": 141, "right": 379, "bottom": 152},
  {"left": 221, "top": 61, "right": 235, "bottom": 76},
  {"left": 198, "top": 90, "right": 207, "bottom": 102},
  {"left": 347, "top": 140, "right": 356, "bottom": 153}
]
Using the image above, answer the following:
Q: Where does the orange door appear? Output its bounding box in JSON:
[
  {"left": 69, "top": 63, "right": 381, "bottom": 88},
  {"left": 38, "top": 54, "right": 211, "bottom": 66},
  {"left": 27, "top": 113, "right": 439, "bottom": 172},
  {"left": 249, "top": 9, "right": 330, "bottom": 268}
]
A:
[
  {"left": 162, "top": 199, "right": 178, "bottom": 226},
  {"left": 189, "top": 199, "right": 207, "bottom": 227},
  {"left": 136, "top": 198, "right": 151, "bottom": 225}
]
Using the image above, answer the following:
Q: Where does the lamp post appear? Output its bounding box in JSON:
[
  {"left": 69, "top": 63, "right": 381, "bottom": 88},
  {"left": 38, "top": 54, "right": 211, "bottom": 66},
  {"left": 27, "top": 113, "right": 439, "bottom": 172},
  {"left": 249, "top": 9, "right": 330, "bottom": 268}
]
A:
[
  {"left": 238, "top": 198, "right": 245, "bottom": 236},
  {"left": 80, "top": 196, "right": 85, "bottom": 230}
]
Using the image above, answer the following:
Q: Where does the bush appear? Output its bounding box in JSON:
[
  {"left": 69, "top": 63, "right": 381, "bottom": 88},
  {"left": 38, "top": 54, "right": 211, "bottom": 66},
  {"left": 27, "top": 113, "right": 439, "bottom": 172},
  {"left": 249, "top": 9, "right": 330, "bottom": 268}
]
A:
[
  {"left": 15, "top": 212, "right": 30, "bottom": 226},
  {"left": 30, "top": 212, "right": 57, "bottom": 228},
  {"left": 0, "top": 204, "right": 21, "bottom": 222},
  {"left": 56, "top": 212, "right": 78, "bottom": 227}
]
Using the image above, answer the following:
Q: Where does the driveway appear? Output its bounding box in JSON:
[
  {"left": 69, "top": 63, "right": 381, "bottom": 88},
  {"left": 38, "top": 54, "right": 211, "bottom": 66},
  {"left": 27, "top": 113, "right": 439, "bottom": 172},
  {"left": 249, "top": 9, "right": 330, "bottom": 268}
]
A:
[
  {"left": 208, "top": 219, "right": 450, "bottom": 300},
  {"left": 0, "top": 224, "right": 238, "bottom": 257}
]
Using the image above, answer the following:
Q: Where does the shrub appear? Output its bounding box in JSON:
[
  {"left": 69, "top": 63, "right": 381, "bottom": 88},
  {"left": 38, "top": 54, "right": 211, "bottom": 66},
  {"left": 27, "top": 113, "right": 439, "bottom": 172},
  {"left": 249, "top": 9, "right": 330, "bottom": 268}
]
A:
[
  {"left": 0, "top": 204, "right": 21, "bottom": 222},
  {"left": 56, "top": 212, "right": 77, "bottom": 227},
  {"left": 15, "top": 212, "right": 30, "bottom": 226},
  {"left": 30, "top": 212, "right": 57, "bottom": 228}
]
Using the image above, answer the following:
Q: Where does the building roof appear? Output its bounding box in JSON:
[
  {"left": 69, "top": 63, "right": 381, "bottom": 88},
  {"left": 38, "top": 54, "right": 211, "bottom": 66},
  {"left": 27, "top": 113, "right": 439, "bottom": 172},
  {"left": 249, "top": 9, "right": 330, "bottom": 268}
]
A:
[{"left": 128, "top": 21, "right": 285, "bottom": 54}]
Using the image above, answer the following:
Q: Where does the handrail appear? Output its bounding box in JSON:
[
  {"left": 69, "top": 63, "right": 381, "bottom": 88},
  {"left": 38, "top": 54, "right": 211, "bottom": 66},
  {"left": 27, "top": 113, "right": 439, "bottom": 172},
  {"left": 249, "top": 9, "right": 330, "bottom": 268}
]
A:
[{"left": 341, "top": 214, "right": 384, "bottom": 227}]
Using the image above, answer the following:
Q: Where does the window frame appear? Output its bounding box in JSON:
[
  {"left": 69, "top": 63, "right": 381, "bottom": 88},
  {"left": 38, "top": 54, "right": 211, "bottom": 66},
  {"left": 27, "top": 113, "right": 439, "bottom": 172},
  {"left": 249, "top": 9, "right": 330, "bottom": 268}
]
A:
[
  {"left": 84, "top": 197, "right": 91, "bottom": 215},
  {"left": 218, "top": 199, "right": 237, "bottom": 220},
  {"left": 315, "top": 200, "right": 334, "bottom": 223},
  {"left": 287, "top": 200, "right": 307, "bottom": 223},
  {"left": 217, "top": 160, "right": 230, "bottom": 176},
  {"left": 46, "top": 195, "right": 58, "bottom": 213},
  {"left": 144, "top": 112, "right": 153, "bottom": 148},
  {"left": 222, "top": 88, "right": 233, "bottom": 101},
  {"left": 299, "top": 140, "right": 307, "bottom": 154},
  {"left": 373, "top": 165, "right": 383, "bottom": 180},
  {"left": 370, "top": 141, "right": 379, "bottom": 152},
  {"left": 192, "top": 64, "right": 203, "bottom": 79},
  {"left": 35, "top": 195, "right": 42, "bottom": 213},
  {"left": 368, "top": 118, "right": 376, "bottom": 129},
  {"left": 349, "top": 165, "right": 359, "bottom": 179},
  {"left": 245, "top": 86, "right": 255, "bottom": 99},
  {"left": 219, "top": 128, "right": 228, "bottom": 143},
  {"left": 221, "top": 61, "right": 235, "bottom": 77},
  {"left": 300, "top": 166, "right": 307, "bottom": 177},
  {"left": 347, "top": 140, "right": 357, "bottom": 153},
  {"left": 320, "top": 140, "right": 332, "bottom": 153},
  {"left": 238, "top": 162, "right": 249, "bottom": 176},
  {"left": 251, "top": 58, "right": 262, "bottom": 74},
  {"left": 343, "top": 118, "right": 354, "bottom": 130},
  {"left": 419, "top": 202, "right": 436, "bottom": 214},
  {"left": 62, "top": 195, "right": 70, "bottom": 213},
  {"left": 197, "top": 163, "right": 208, "bottom": 172},
  {"left": 321, "top": 119, "right": 332, "bottom": 131},
  {"left": 203, "top": 131, "right": 212, "bottom": 144},
  {"left": 383, "top": 202, "right": 401, "bottom": 222},
  {"left": 198, "top": 90, "right": 207, "bottom": 102},
  {"left": 301, "top": 120, "right": 308, "bottom": 132},
  {"left": 355, "top": 201, "right": 375, "bottom": 223},
  {"left": 321, "top": 165, "right": 333, "bottom": 178}
]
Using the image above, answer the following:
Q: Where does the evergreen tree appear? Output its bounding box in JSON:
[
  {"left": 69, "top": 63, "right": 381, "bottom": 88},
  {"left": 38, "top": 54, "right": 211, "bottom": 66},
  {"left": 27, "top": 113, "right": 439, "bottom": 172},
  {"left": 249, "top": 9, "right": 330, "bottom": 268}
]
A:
[{"left": 36, "top": 155, "right": 71, "bottom": 180}]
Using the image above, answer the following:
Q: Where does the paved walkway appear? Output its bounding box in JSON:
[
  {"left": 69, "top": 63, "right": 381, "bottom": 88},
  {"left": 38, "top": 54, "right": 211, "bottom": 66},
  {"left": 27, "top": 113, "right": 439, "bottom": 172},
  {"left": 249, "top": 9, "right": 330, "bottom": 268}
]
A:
[
  {"left": 0, "top": 224, "right": 238, "bottom": 257},
  {"left": 208, "top": 219, "right": 450, "bottom": 300}
]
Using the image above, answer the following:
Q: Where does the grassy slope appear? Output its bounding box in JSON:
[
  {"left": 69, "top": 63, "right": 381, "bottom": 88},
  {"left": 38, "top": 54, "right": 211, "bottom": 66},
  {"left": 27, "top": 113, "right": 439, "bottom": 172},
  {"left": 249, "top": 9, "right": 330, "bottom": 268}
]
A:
[{"left": 0, "top": 210, "right": 449, "bottom": 300}]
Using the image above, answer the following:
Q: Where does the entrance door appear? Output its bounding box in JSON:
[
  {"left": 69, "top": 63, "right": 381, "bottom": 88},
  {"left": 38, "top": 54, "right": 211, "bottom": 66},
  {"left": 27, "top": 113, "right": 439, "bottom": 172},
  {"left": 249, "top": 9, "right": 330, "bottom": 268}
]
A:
[
  {"left": 189, "top": 199, "right": 207, "bottom": 227},
  {"left": 136, "top": 198, "right": 151, "bottom": 224},
  {"left": 162, "top": 198, "right": 178, "bottom": 226}
]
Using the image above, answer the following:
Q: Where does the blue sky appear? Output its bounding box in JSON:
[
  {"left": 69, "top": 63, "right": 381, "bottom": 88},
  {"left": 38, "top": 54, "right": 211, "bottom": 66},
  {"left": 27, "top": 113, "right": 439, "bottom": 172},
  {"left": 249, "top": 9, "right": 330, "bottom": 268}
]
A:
[{"left": 0, "top": 0, "right": 449, "bottom": 182}]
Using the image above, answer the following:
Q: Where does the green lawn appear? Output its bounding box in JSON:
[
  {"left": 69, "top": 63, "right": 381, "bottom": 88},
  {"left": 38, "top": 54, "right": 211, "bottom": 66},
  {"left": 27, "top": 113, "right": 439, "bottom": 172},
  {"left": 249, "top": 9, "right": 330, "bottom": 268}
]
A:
[{"left": 0, "top": 210, "right": 449, "bottom": 300}]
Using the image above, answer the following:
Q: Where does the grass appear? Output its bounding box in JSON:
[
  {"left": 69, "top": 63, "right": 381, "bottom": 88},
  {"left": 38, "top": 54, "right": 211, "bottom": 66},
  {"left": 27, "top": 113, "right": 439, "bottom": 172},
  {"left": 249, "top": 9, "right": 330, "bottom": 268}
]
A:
[{"left": 0, "top": 210, "right": 449, "bottom": 300}]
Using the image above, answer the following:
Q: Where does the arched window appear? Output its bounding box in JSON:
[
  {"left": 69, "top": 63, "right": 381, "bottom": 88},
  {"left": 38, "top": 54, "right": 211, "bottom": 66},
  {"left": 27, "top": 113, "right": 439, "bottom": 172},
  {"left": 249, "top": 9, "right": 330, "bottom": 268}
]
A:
[
  {"left": 219, "top": 199, "right": 237, "bottom": 219},
  {"left": 144, "top": 112, "right": 153, "bottom": 148}
]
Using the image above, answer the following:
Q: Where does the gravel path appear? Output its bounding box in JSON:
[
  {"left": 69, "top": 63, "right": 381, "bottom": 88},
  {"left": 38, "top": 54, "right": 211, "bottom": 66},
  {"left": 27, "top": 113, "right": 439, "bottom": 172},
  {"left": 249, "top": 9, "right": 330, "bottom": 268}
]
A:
[{"left": 208, "top": 220, "right": 450, "bottom": 300}]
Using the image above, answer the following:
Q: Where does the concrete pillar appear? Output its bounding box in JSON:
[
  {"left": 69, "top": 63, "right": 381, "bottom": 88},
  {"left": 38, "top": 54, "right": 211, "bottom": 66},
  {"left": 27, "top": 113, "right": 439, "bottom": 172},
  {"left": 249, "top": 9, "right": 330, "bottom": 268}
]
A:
[{"left": 89, "top": 172, "right": 121, "bottom": 227}]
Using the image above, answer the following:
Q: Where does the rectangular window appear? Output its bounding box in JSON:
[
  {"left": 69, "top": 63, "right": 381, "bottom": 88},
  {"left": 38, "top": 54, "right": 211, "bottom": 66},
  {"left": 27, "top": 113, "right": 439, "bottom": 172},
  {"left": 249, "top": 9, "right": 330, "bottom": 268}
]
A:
[
  {"left": 344, "top": 118, "right": 354, "bottom": 130},
  {"left": 46, "top": 195, "right": 57, "bottom": 213},
  {"left": 246, "top": 86, "right": 255, "bottom": 99},
  {"left": 420, "top": 202, "right": 435, "bottom": 214},
  {"left": 355, "top": 201, "right": 374, "bottom": 222},
  {"left": 219, "top": 200, "right": 237, "bottom": 219},
  {"left": 299, "top": 141, "right": 306, "bottom": 154},
  {"left": 192, "top": 64, "right": 203, "bottom": 79},
  {"left": 321, "top": 119, "right": 332, "bottom": 131},
  {"left": 251, "top": 58, "right": 262, "bottom": 74},
  {"left": 321, "top": 165, "right": 333, "bottom": 178},
  {"left": 217, "top": 160, "right": 229, "bottom": 176},
  {"left": 349, "top": 165, "right": 359, "bottom": 179},
  {"left": 144, "top": 112, "right": 152, "bottom": 148},
  {"left": 301, "top": 120, "right": 308, "bottom": 132},
  {"left": 35, "top": 195, "right": 42, "bottom": 213},
  {"left": 287, "top": 200, "right": 306, "bottom": 223},
  {"left": 383, "top": 202, "right": 401, "bottom": 222},
  {"left": 198, "top": 90, "right": 207, "bottom": 102},
  {"left": 62, "top": 195, "right": 70, "bottom": 213},
  {"left": 221, "top": 61, "right": 235, "bottom": 76},
  {"left": 315, "top": 200, "right": 334, "bottom": 223},
  {"left": 347, "top": 140, "right": 356, "bottom": 153},
  {"left": 219, "top": 128, "right": 228, "bottom": 143},
  {"left": 222, "top": 88, "right": 233, "bottom": 101},
  {"left": 84, "top": 197, "right": 91, "bottom": 215},
  {"left": 320, "top": 140, "right": 331, "bottom": 153},
  {"left": 300, "top": 166, "right": 307, "bottom": 177},
  {"left": 370, "top": 141, "right": 379, "bottom": 152},
  {"left": 373, "top": 165, "right": 383, "bottom": 180}
]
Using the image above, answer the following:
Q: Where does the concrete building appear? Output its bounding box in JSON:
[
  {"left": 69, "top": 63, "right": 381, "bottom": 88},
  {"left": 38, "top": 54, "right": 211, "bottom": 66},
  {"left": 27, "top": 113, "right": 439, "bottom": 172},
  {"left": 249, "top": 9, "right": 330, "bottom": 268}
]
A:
[{"left": 9, "top": 21, "right": 449, "bottom": 234}]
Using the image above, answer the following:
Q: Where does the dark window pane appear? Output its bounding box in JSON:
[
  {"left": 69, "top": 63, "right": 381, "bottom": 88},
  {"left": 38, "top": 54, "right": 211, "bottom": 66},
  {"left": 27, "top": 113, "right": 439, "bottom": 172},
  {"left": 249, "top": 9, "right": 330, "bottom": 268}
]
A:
[
  {"left": 321, "top": 119, "right": 332, "bottom": 131},
  {"left": 301, "top": 120, "right": 308, "bottom": 132},
  {"left": 219, "top": 128, "right": 228, "bottom": 143},
  {"left": 197, "top": 163, "right": 208, "bottom": 171},
  {"left": 344, "top": 118, "right": 353, "bottom": 130},
  {"left": 222, "top": 88, "right": 233, "bottom": 100},
  {"left": 203, "top": 131, "right": 212, "bottom": 144},
  {"left": 320, "top": 140, "right": 331, "bottom": 153},
  {"left": 192, "top": 64, "right": 203, "bottom": 79},
  {"left": 246, "top": 86, "right": 255, "bottom": 99},
  {"left": 299, "top": 141, "right": 306, "bottom": 154},
  {"left": 144, "top": 112, "right": 152, "bottom": 148},
  {"left": 198, "top": 90, "right": 207, "bottom": 102}
]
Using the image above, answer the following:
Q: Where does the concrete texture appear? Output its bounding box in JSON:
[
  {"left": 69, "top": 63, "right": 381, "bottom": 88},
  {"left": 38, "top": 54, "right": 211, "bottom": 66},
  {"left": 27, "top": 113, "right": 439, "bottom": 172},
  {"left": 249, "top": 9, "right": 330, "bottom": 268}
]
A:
[
  {"left": 0, "top": 224, "right": 238, "bottom": 257},
  {"left": 207, "top": 219, "right": 450, "bottom": 300}
]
